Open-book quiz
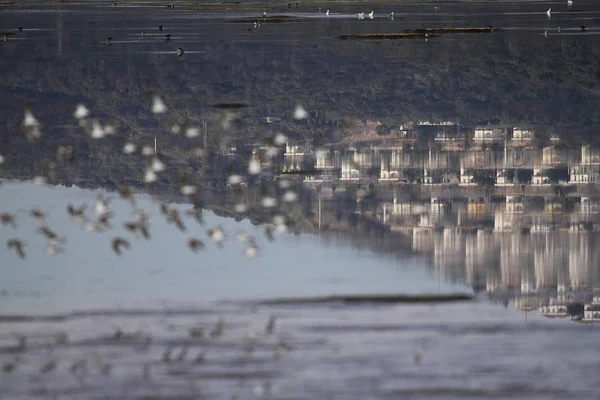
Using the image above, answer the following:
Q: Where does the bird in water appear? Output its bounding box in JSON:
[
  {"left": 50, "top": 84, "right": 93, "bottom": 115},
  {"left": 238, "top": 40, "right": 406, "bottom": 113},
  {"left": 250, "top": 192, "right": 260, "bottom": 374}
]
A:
[
  {"left": 159, "top": 25, "right": 163, "bottom": 31},
  {"left": 581, "top": 25, "right": 586, "bottom": 32},
  {"left": 265, "top": 315, "right": 277, "bottom": 334},
  {"left": 177, "top": 47, "right": 184, "bottom": 57},
  {"left": 546, "top": 8, "right": 551, "bottom": 17},
  {"left": 567, "top": 0, "right": 573, "bottom": 7},
  {"left": 325, "top": 9, "right": 329, "bottom": 17},
  {"left": 368, "top": 11, "right": 374, "bottom": 19},
  {"left": 357, "top": 12, "right": 364, "bottom": 19}
]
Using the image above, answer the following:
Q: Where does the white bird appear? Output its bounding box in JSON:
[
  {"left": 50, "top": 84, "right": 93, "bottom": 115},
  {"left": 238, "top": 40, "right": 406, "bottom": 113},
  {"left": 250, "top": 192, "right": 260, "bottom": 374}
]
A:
[
  {"left": 90, "top": 121, "right": 105, "bottom": 139},
  {"left": 368, "top": 11, "right": 374, "bottom": 19},
  {"left": 208, "top": 225, "right": 226, "bottom": 247},
  {"left": 325, "top": 9, "right": 329, "bottom": 17},
  {"left": 244, "top": 241, "right": 259, "bottom": 258},
  {"left": 567, "top": 0, "right": 573, "bottom": 7},
  {"left": 546, "top": 8, "right": 551, "bottom": 17},
  {"left": 74, "top": 104, "right": 90, "bottom": 120},
  {"left": 152, "top": 95, "right": 167, "bottom": 114},
  {"left": 390, "top": 12, "right": 395, "bottom": 19},
  {"left": 357, "top": 12, "right": 364, "bottom": 19},
  {"left": 293, "top": 104, "right": 308, "bottom": 120}
]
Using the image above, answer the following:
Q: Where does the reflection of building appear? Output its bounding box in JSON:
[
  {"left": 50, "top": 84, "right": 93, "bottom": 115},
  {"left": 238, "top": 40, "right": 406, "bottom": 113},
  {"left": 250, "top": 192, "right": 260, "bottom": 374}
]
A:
[
  {"left": 510, "top": 128, "right": 534, "bottom": 146},
  {"left": 283, "top": 142, "right": 306, "bottom": 172},
  {"left": 379, "top": 149, "right": 410, "bottom": 182},
  {"left": 473, "top": 126, "right": 508, "bottom": 144},
  {"left": 570, "top": 146, "right": 600, "bottom": 183},
  {"left": 584, "top": 299, "right": 600, "bottom": 322}
]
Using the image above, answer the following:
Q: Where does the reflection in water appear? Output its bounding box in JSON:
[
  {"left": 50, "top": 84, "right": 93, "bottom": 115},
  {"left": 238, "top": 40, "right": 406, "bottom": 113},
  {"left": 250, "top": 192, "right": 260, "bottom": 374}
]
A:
[{"left": 3, "top": 1, "right": 600, "bottom": 398}]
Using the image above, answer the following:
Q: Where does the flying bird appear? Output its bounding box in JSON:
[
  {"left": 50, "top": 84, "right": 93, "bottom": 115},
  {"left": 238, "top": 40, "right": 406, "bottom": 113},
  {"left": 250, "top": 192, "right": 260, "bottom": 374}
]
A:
[
  {"left": 0, "top": 213, "right": 17, "bottom": 228},
  {"left": 111, "top": 237, "right": 130, "bottom": 256},
  {"left": 187, "top": 238, "right": 205, "bottom": 252},
  {"left": 7, "top": 239, "right": 26, "bottom": 259}
]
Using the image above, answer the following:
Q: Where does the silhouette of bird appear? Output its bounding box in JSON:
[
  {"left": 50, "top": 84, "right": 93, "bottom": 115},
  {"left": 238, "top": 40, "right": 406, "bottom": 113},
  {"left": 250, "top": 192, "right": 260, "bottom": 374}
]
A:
[
  {"left": 67, "top": 203, "right": 86, "bottom": 222},
  {"left": 7, "top": 239, "right": 25, "bottom": 259},
  {"left": 165, "top": 208, "right": 186, "bottom": 232},
  {"left": 29, "top": 209, "right": 46, "bottom": 226},
  {"left": 581, "top": 25, "right": 586, "bottom": 32},
  {"left": 0, "top": 213, "right": 17, "bottom": 228},
  {"left": 111, "top": 237, "right": 130, "bottom": 256},
  {"left": 185, "top": 208, "right": 204, "bottom": 225},
  {"left": 159, "top": 25, "right": 163, "bottom": 31},
  {"left": 38, "top": 226, "right": 65, "bottom": 245},
  {"left": 262, "top": 225, "right": 275, "bottom": 241},
  {"left": 187, "top": 238, "right": 205, "bottom": 252},
  {"left": 119, "top": 186, "right": 136, "bottom": 205}
]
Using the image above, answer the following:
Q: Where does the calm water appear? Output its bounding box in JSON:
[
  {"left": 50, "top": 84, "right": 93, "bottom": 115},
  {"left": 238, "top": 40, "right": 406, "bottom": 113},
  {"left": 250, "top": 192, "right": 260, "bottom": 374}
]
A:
[{"left": 2, "top": 0, "right": 600, "bottom": 398}]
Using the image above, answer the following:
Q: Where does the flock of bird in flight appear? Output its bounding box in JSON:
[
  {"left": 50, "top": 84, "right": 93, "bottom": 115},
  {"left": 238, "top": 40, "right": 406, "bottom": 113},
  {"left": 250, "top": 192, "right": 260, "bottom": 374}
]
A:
[{"left": 2, "top": 96, "right": 302, "bottom": 262}]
